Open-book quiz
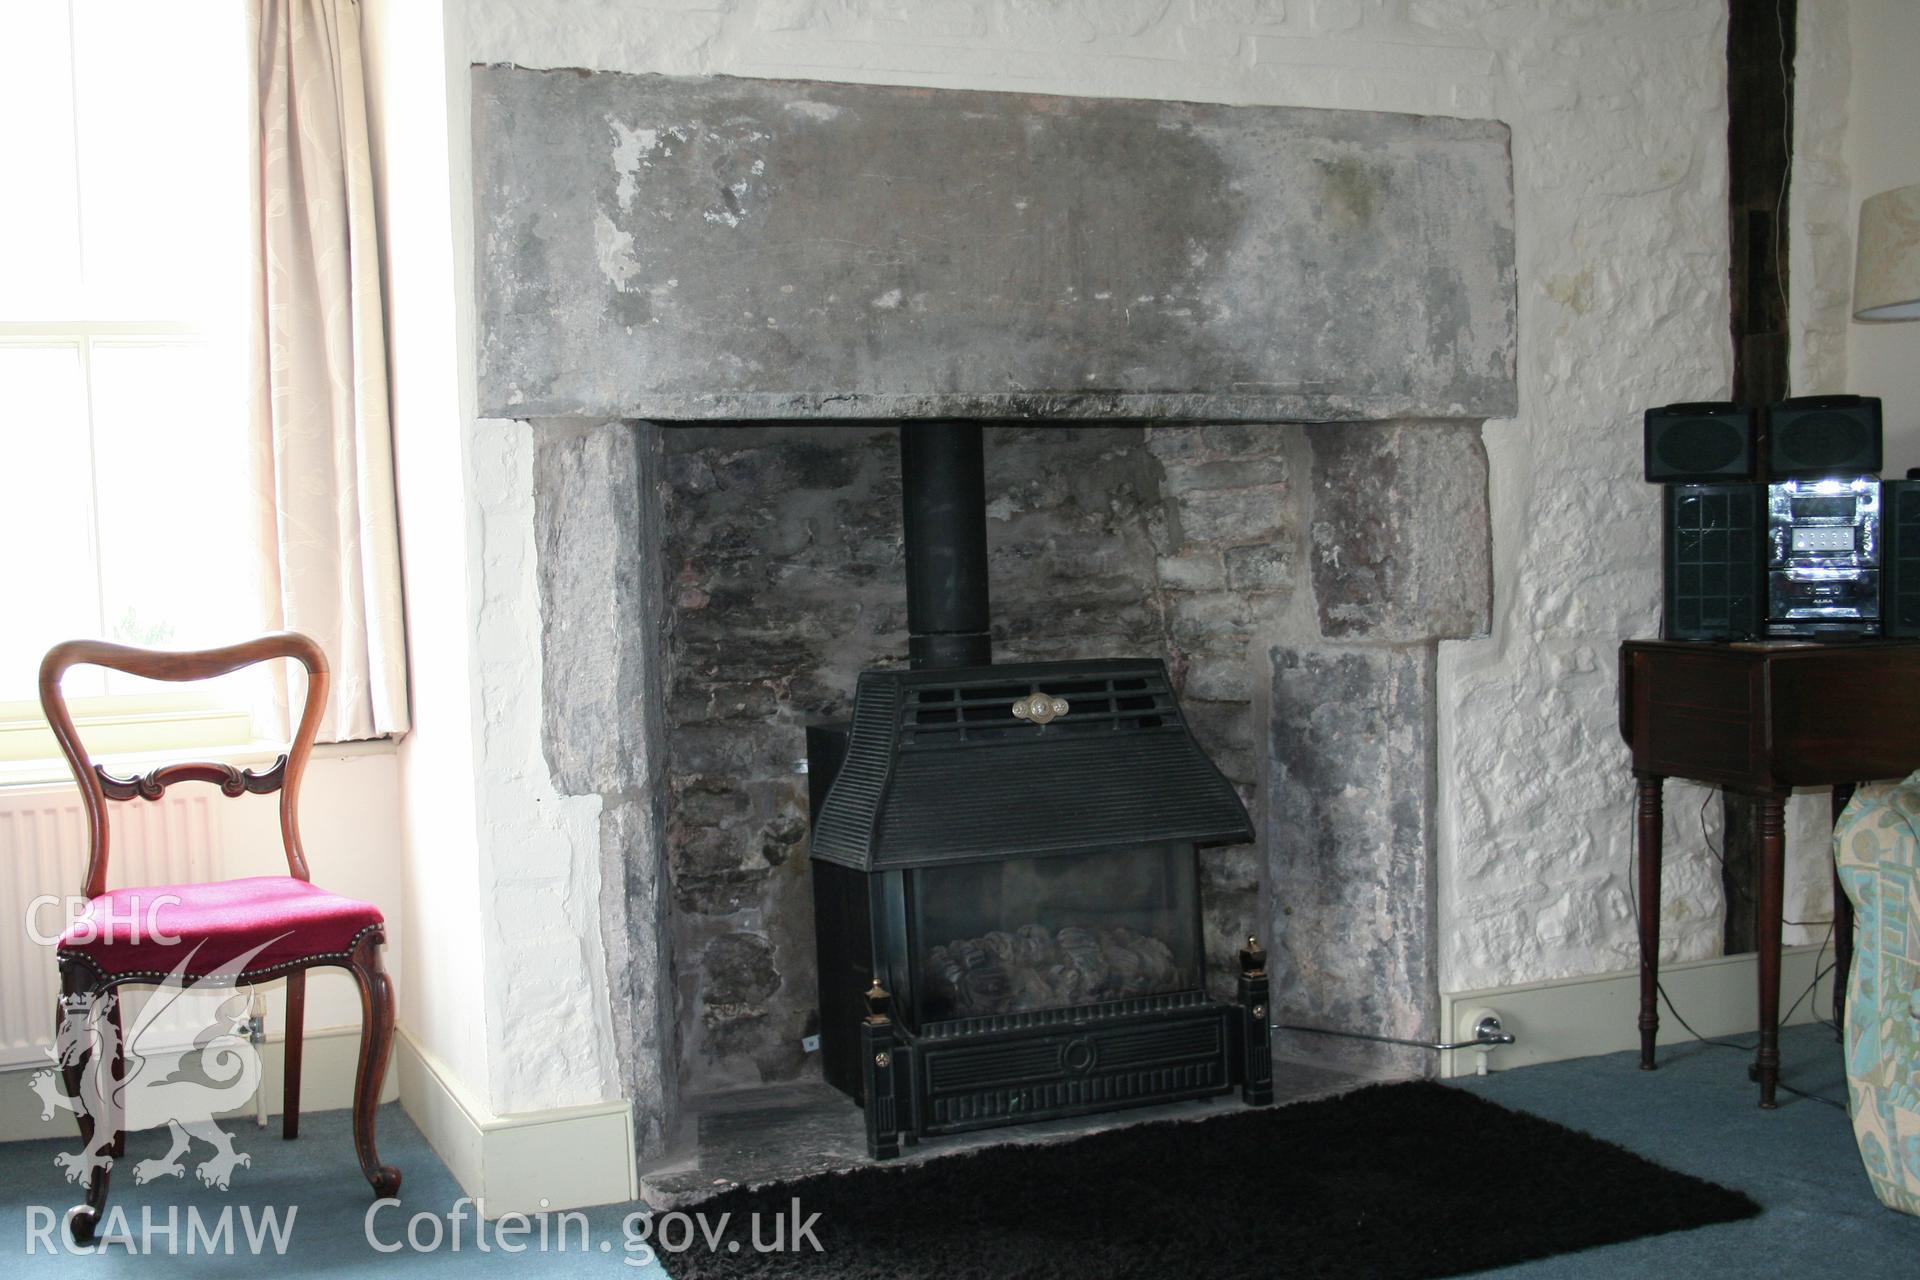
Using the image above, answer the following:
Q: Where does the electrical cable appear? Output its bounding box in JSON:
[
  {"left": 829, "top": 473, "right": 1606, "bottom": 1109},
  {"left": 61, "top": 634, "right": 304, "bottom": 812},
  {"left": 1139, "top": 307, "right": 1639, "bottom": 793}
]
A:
[
  {"left": 1698, "top": 789, "right": 1838, "bottom": 927},
  {"left": 1626, "top": 830, "right": 1848, "bottom": 1111}
]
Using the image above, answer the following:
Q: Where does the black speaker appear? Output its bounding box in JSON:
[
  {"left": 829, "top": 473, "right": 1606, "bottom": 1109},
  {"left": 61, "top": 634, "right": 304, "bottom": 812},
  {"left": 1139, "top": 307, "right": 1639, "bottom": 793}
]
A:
[
  {"left": 1883, "top": 478, "right": 1920, "bottom": 638},
  {"left": 1764, "top": 395, "right": 1882, "bottom": 477},
  {"left": 1663, "top": 483, "right": 1764, "bottom": 641},
  {"left": 1643, "top": 402, "right": 1756, "bottom": 482}
]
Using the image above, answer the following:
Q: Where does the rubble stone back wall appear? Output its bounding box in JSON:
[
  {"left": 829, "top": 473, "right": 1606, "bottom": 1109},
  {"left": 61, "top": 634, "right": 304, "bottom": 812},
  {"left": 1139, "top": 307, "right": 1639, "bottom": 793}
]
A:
[
  {"left": 658, "top": 423, "right": 1289, "bottom": 1087},
  {"left": 641, "top": 419, "right": 1486, "bottom": 1089}
]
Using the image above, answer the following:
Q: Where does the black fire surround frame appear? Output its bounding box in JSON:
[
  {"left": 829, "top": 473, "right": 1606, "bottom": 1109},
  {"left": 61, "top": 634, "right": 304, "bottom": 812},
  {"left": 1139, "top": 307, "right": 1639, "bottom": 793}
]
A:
[{"left": 806, "top": 423, "right": 1274, "bottom": 1159}]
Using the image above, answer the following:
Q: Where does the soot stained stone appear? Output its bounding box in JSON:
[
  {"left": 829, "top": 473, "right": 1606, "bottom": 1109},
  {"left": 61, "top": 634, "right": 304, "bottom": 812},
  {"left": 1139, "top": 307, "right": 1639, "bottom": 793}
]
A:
[
  {"left": 473, "top": 68, "right": 1516, "bottom": 422},
  {"left": 544, "top": 415, "right": 1488, "bottom": 1097},
  {"left": 1268, "top": 643, "right": 1439, "bottom": 1076},
  {"left": 703, "top": 933, "right": 782, "bottom": 1009},
  {"left": 531, "top": 419, "right": 677, "bottom": 1158},
  {"left": 658, "top": 423, "right": 1295, "bottom": 1089},
  {"left": 1306, "top": 421, "right": 1492, "bottom": 642}
]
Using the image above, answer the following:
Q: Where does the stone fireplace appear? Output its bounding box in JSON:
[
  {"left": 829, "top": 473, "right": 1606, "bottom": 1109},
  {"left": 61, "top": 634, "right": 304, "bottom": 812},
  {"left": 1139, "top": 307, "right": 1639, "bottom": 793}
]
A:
[{"left": 472, "top": 64, "right": 1516, "bottom": 1158}]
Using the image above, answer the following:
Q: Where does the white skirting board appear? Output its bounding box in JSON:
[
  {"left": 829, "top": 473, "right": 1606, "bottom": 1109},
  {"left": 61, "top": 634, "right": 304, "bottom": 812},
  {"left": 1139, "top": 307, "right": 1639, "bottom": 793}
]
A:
[
  {"left": 1439, "top": 942, "right": 1837, "bottom": 1079},
  {"left": 0, "top": 1023, "right": 398, "bottom": 1144},
  {"left": 394, "top": 1028, "right": 637, "bottom": 1216}
]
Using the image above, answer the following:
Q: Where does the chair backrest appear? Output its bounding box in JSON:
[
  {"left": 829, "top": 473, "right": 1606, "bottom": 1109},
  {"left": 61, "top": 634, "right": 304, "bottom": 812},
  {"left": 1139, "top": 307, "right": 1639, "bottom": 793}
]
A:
[{"left": 38, "top": 632, "right": 330, "bottom": 900}]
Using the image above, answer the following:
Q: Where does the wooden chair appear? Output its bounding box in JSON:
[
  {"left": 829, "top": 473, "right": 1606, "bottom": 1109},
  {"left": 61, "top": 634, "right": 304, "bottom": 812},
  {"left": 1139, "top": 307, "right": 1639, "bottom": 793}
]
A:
[{"left": 39, "top": 633, "right": 399, "bottom": 1243}]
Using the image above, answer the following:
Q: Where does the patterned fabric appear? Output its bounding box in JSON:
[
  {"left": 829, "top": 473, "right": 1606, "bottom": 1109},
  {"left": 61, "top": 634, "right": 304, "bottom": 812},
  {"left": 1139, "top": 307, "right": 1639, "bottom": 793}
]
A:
[{"left": 1834, "top": 775, "right": 1920, "bottom": 1215}]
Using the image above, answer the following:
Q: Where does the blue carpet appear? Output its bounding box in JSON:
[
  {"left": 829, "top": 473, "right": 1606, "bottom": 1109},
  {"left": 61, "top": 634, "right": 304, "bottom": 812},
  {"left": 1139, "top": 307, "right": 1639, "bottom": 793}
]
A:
[
  {"left": 0, "top": 1103, "right": 673, "bottom": 1276},
  {"left": 0, "top": 1023, "right": 1913, "bottom": 1276},
  {"left": 1455, "top": 1022, "right": 1920, "bottom": 1277}
]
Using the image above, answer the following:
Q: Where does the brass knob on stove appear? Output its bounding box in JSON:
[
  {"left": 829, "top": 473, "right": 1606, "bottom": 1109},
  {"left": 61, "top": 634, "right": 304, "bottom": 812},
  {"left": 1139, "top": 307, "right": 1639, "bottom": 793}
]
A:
[{"left": 1012, "top": 692, "right": 1069, "bottom": 724}]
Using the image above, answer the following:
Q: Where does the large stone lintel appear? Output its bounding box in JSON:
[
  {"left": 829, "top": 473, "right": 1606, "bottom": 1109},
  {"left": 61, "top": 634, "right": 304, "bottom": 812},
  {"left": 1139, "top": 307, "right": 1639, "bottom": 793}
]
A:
[
  {"left": 473, "top": 67, "right": 1517, "bottom": 423},
  {"left": 493, "top": 390, "right": 1494, "bottom": 425}
]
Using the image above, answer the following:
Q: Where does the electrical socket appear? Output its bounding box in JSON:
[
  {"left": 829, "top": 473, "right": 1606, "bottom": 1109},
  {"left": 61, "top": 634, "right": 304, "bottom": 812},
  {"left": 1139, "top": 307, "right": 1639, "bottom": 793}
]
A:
[{"left": 801, "top": 1034, "right": 821, "bottom": 1053}]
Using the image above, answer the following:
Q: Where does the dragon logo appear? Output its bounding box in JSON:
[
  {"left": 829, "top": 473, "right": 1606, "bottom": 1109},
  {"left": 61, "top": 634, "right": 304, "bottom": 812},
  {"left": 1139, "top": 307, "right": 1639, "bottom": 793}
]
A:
[{"left": 33, "top": 938, "right": 279, "bottom": 1191}]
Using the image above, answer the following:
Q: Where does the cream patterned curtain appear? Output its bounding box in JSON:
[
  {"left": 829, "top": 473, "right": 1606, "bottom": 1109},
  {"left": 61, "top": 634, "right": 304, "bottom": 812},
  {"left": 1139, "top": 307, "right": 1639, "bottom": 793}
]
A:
[{"left": 248, "top": 0, "right": 408, "bottom": 741}]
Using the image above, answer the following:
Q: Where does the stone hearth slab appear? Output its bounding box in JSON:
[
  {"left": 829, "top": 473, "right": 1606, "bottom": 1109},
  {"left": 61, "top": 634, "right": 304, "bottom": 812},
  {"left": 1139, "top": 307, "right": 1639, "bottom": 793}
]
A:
[{"left": 638, "top": 1056, "right": 1378, "bottom": 1209}]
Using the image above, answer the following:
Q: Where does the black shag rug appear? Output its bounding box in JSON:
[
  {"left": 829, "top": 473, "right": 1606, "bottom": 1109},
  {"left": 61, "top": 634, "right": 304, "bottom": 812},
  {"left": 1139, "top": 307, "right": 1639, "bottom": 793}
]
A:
[{"left": 662, "top": 1080, "right": 1759, "bottom": 1280}]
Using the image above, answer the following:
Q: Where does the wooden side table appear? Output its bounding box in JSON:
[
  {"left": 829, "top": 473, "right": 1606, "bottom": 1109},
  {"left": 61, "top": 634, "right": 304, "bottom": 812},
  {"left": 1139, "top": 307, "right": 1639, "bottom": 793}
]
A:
[{"left": 1618, "top": 638, "right": 1920, "bottom": 1106}]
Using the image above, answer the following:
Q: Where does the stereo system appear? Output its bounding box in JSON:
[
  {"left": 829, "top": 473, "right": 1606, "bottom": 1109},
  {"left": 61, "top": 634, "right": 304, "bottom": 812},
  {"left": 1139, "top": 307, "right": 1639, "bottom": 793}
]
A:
[
  {"left": 1662, "top": 483, "right": 1764, "bottom": 642},
  {"left": 1646, "top": 395, "right": 1894, "bottom": 641},
  {"left": 1765, "top": 476, "right": 1880, "bottom": 637},
  {"left": 1764, "top": 395, "right": 1882, "bottom": 477},
  {"left": 1886, "top": 480, "right": 1920, "bottom": 639},
  {"left": 1644, "top": 402, "right": 1755, "bottom": 483}
]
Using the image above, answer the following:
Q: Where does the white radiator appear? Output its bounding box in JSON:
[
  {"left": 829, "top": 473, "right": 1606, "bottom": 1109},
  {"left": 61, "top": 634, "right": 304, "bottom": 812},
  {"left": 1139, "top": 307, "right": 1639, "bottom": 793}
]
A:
[{"left": 0, "top": 785, "right": 222, "bottom": 1068}]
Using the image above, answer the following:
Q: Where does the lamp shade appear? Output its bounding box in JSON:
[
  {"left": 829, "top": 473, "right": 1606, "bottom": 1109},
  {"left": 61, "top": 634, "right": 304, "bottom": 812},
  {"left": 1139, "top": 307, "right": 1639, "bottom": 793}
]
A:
[{"left": 1854, "top": 183, "right": 1920, "bottom": 321}]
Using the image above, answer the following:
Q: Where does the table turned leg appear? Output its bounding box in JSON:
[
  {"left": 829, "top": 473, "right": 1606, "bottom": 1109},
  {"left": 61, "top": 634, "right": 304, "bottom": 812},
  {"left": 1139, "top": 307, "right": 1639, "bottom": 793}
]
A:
[
  {"left": 1831, "top": 783, "right": 1857, "bottom": 1029},
  {"left": 1636, "top": 772, "right": 1664, "bottom": 1071},
  {"left": 1756, "top": 790, "right": 1788, "bottom": 1108}
]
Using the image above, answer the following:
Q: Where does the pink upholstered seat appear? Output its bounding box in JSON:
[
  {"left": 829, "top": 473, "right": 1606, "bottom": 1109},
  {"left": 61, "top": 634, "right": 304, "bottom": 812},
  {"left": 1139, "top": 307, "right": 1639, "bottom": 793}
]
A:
[{"left": 58, "top": 875, "right": 384, "bottom": 982}]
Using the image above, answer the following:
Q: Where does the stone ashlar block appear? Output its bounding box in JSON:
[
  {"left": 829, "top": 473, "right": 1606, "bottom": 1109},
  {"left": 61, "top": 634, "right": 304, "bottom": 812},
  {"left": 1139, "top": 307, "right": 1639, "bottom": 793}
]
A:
[
  {"left": 533, "top": 420, "right": 678, "bottom": 1154},
  {"left": 1268, "top": 642, "right": 1439, "bottom": 1076},
  {"left": 1182, "top": 652, "right": 1259, "bottom": 703},
  {"left": 1167, "top": 591, "right": 1265, "bottom": 651},
  {"left": 1178, "top": 485, "right": 1292, "bottom": 547},
  {"left": 597, "top": 793, "right": 676, "bottom": 1157},
  {"left": 1146, "top": 422, "right": 1299, "bottom": 465},
  {"left": 473, "top": 68, "right": 1516, "bottom": 421},
  {"left": 702, "top": 933, "right": 781, "bottom": 1009},
  {"left": 1305, "top": 420, "right": 1491, "bottom": 642},
  {"left": 535, "top": 422, "right": 652, "bottom": 797},
  {"left": 1224, "top": 542, "right": 1294, "bottom": 592},
  {"left": 1157, "top": 551, "right": 1227, "bottom": 592},
  {"left": 1161, "top": 456, "right": 1291, "bottom": 495},
  {"left": 1182, "top": 697, "right": 1260, "bottom": 761}
]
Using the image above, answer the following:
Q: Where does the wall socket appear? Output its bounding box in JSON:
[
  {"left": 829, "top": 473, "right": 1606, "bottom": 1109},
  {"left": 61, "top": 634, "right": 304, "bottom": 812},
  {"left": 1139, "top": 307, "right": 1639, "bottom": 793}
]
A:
[{"left": 801, "top": 1034, "right": 821, "bottom": 1053}]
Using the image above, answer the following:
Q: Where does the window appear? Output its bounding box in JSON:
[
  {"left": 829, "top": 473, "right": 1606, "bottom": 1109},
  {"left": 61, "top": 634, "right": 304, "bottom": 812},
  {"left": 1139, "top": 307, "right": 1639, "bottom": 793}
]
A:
[{"left": 1, "top": 2, "right": 261, "bottom": 768}]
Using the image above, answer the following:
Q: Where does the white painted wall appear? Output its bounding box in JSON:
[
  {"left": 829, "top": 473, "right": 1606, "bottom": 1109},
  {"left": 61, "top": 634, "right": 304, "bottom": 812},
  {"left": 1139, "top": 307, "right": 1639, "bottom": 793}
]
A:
[
  {"left": 354, "top": 0, "right": 1903, "bottom": 1115},
  {"left": 1793, "top": 0, "right": 1854, "bottom": 402},
  {"left": 219, "top": 749, "right": 408, "bottom": 1033},
  {"left": 1845, "top": 0, "right": 1920, "bottom": 472},
  {"left": 467, "top": 420, "right": 624, "bottom": 1113},
  {"left": 360, "top": 0, "right": 496, "bottom": 1116},
  {"left": 364, "top": 0, "right": 625, "bottom": 1124}
]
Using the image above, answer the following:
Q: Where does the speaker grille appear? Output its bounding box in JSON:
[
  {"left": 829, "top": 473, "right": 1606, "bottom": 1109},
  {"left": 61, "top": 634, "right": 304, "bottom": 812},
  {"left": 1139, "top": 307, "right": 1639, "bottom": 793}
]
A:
[
  {"left": 1655, "top": 420, "right": 1744, "bottom": 475},
  {"left": 1665, "top": 485, "right": 1760, "bottom": 640},
  {"left": 1766, "top": 396, "right": 1883, "bottom": 476},
  {"left": 1776, "top": 413, "right": 1871, "bottom": 472},
  {"left": 1644, "top": 403, "right": 1753, "bottom": 482},
  {"left": 1890, "top": 484, "right": 1920, "bottom": 637}
]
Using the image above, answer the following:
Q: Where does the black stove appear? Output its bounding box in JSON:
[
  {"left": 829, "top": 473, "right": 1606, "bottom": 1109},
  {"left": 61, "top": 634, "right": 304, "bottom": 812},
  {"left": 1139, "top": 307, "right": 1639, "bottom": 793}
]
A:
[{"left": 806, "top": 423, "right": 1272, "bottom": 1158}]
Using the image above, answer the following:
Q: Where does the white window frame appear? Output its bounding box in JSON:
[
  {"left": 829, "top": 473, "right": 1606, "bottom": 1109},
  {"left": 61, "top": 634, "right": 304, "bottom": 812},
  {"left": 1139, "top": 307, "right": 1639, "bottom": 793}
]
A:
[{"left": 0, "top": 5, "right": 262, "bottom": 779}]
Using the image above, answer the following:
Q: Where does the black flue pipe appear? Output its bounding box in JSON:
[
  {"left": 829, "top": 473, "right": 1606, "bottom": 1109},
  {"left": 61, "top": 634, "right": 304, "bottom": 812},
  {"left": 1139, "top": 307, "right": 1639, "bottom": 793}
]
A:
[{"left": 900, "top": 423, "right": 991, "bottom": 669}]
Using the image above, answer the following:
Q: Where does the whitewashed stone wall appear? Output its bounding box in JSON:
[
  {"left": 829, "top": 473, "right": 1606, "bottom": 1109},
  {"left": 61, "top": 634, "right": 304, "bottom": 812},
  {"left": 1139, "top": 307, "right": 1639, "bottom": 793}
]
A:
[
  {"left": 468, "top": 422, "right": 628, "bottom": 1114},
  {"left": 1436, "top": 4, "right": 1736, "bottom": 987},
  {"left": 453, "top": 0, "right": 1856, "bottom": 1108},
  {"left": 1794, "top": 0, "right": 1854, "bottom": 400}
]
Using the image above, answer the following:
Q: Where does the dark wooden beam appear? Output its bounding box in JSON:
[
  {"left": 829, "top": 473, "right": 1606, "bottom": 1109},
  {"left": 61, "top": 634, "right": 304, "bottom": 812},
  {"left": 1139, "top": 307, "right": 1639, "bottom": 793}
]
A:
[{"left": 1722, "top": 0, "right": 1796, "bottom": 954}]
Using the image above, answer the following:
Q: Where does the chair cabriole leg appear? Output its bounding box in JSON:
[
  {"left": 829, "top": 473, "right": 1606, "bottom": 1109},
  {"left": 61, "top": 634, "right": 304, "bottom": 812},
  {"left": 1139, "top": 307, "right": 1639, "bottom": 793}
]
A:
[
  {"left": 55, "top": 961, "right": 115, "bottom": 1244},
  {"left": 348, "top": 930, "right": 401, "bottom": 1197}
]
